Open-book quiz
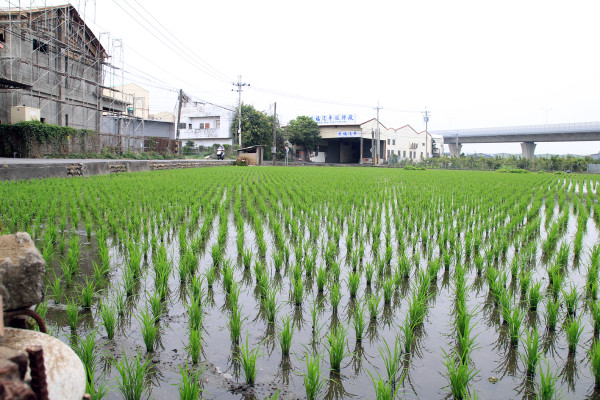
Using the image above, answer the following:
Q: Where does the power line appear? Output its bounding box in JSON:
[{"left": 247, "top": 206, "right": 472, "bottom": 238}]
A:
[
  {"left": 110, "top": 0, "right": 232, "bottom": 85},
  {"left": 127, "top": 0, "right": 232, "bottom": 83}
]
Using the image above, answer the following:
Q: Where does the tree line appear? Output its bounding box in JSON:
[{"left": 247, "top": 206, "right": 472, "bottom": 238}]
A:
[{"left": 230, "top": 104, "right": 320, "bottom": 161}]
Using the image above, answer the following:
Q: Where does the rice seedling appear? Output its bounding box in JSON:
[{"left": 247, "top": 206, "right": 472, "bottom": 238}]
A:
[
  {"left": 273, "top": 250, "right": 284, "bottom": 272},
  {"left": 237, "top": 334, "right": 262, "bottom": 385},
  {"left": 205, "top": 266, "right": 216, "bottom": 288},
  {"left": 347, "top": 271, "right": 360, "bottom": 298},
  {"left": 353, "top": 302, "right": 367, "bottom": 342},
  {"left": 589, "top": 301, "right": 600, "bottom": 333},
  {"left": 211, "top": 243, "right": 222, "bottom": 267},
  {"left": 79, "top": 278, "right": 96, "bottom": 309},
  {"left": 65, "top": 297, "right": 80, "bottom": 330},
  {"left": 521, "top": 328, "right": 540, "bottom": 375},
  {"left": 378, "top": 337, "right": 401, "bottom": 386},
  {"left": 228, "top": 304, "right": 245, "bottom": 343},
  {"left": 73, "top": 331, "right": 99, "bottom": 390},
  {"left": 222, "top": 259, "right": 235, "bottom": 293},
  {"left": 293, "top": 278, "right": 304, "bottom": 306},
  {"left": 382, "top": 277, "right": 394, "bottom": 305},
  {"left": 146, "top": 292, "right": 161, "bottom": 323},
  {"left": 562, "top": 284, "right": 578, "bottom": 316},
  {"left": 545, "top": 297, "right": 560, "bottom": 332},
  {"left": 302, "top": 351, "right": 326, "bottom": 400},
  {"left": 326, "top": 324, "right": 349, "bottom": 371},
  {"left": 187, "top": 327, "right": 202, "bottom": 364},
  {"left": 365, "top": 262, "right": 375, "bottom": 286},
  {"left": 48, "top": 272, "right": 64, "bottom": 303},
  {"left": 138, "top": 307, "right": 159, "bottom": 352},
  {"left": 564, "top": 316, "right": 583, "bottom": 354},
  {"left": 278, "top": 315, "right": 294, "bottom": 355},
  {"left": 60, "top": 259, "right": 74, "bottom": 287},
  {"left": 316, "top": 266, "right": 327, "bottom": 293},
  {"left": 187, "top": 295, "right": 204, "bottom": 330},
  {"left": 35, "top": 300, "right": 49, "bottom": 323},
  {"left": 177, "top": 363, "right": 205, "bottom": 400},
  {"left": 262, "top": 287, "right": 280, "bottom": 324},
  {"left": 367, "top": 292, "right": 381, "bottom": 320},
  {"left": 113, "top": 351, "right": 153, "bottom": 400},
  {"left": 590, "top": 340, "right": 600, "bottom": 388},
  {"left": 369, "top": 370, "right": 402, "bottom": 400},
  {"left": 519, "top": 269, "right": 532, "bottom": 295},
  {"left": 329, "top": 283, "right": 342, "bottom": 313},
  {"left": 505, "top": 305, "right": 524, "bottom": 346},
  {"left": 528, "top": 281, "right": 543, "bottom": 311},
  {"left": 536, "top": 361, "right": 559, "bottom": 400},
  {"left": 100, "top": 302, "right": 117, "bottom": 340},
  {"left": 443, "top": 349, "right": 478, "bottom": 400}
]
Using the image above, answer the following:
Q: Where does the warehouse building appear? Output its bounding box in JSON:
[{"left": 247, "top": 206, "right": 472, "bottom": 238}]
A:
[{"left": 303, "top": 114, "right": 433, "bottom": 164}]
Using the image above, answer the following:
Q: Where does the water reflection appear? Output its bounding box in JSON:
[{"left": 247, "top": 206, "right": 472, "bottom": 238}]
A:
[
  {"left": 560, "top": 353, "right": 579, "bottom": 393},
  {"left": 324, "top": 372, "right": 356, "bottom": 400}
]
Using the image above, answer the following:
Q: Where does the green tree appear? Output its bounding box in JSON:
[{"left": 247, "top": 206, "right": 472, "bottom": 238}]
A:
[
  {"left": 285, "top": 116, "right": 321, "bottom": 161},
  {"left": 183, "top": 140, "right": 195, "bottom": 155},
  {"left": 231, "top": 104, "right": 273, "bottom": 154}
]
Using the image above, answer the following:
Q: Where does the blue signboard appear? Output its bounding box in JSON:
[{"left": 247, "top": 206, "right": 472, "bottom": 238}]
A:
[
  {"left": 337, "top": 131, "right": 360, "bottom": 137},
  {"left": 310, "top": 114, "right": 357, "bottom": 125}
]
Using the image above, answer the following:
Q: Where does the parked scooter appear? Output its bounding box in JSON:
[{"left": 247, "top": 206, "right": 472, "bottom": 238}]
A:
[{"left": 216, "top": 145, "right": 225, "bottom": 160}]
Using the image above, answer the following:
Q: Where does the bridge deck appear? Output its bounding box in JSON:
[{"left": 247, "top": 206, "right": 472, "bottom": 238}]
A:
[{"left": 433, "top": 121, "right": 600, "bottom": 143}]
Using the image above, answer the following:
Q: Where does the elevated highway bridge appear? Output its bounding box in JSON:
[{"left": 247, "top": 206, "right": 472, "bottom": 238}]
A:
[{"left": 431, "top": 121, "right": 600, "bottom": 159}]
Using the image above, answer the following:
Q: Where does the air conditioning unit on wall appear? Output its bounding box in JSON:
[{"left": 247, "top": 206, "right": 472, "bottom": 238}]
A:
[{"left": 10, "top": 106, "right": 41, "bottom": 124}]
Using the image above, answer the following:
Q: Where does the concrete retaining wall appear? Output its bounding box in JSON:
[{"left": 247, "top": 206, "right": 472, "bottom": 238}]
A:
[
  {"left": 588, "top": 164, "right": 600, "bottom": 174},
  {"left": 0, "top": 159, "right": 232, "bottom": 181}
]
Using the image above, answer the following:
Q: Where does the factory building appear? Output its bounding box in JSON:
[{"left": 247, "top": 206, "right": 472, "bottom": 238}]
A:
[{"left": 302, "top": 114, "right": 433, "bottom": 164}]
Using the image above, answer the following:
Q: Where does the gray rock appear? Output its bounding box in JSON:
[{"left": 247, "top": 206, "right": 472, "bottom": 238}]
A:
[{"left": 0, "top": 233, "right": 45, "bottom": 310}]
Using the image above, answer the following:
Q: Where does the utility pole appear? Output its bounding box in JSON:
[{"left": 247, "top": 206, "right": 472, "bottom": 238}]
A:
[
  {"left": 272, "top": 102, "right": 277, "bottom": 164},
  {"left": 175, "top": 89, "right": 185, "bottom": 157},
  {"left": 232, "top": 75, "right": 249, "bottom": 147},
  {"left": 423, "top": 108, "right": 430, "bottom": 158},
  {"left": 374, "top": 102, "right": 382, "bottom": 165},
  {"left": 371, "top": 129, "right": 375, "bottom": 165}
]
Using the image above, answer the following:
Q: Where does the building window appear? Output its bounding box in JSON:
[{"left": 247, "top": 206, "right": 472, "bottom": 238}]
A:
[
  {"left": 33, "top": 39, "right": 48, "bottom": 54},
  {"left": 393, "top": 139, "right": 395, "bottom": 145},
  {"left": 65, "top": 114, "right": 69, "bottom": 127},
  {"left": 215, "top": 118, "right": 221, "bottom": 129},
  {"left": 403, "top": 150, "right": 406, "bottom": 158},
  {"left": 178, "top": 123, "right": 186, "bottom": 129},
  {"left": 421, "top": 152, "right": 423, "bottom": 158},
  {"left": 422, "top": 143, "right": 425, "bottom": 147},
  {"left": 387, "top": 139, "right": 390, "bottom": 145},
  {"left": 188, "top": 123, "right": 192, "bottom": 129},
  {"left": 205, "top": 123, "right": 210, "bottom": 129},
  {"left": 0, "top": 28, "right": 5, "bottom": 43}
]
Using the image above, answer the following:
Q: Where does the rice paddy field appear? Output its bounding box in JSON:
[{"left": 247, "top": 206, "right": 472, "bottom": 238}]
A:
[{"left": 3, "top": 166, "right": 600, "bottom": 400}]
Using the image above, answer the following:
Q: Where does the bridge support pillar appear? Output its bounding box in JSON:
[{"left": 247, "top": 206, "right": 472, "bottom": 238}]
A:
[
  {"left": 521, "top": 141, "right": 536, "bottom": 160},
  {"left": 449, "top": 143, "right": 462, "bottom": 158}
]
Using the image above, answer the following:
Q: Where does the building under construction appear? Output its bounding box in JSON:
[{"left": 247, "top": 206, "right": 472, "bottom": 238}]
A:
[{"left": 0, "top": 4, "right": 121, "bottom": 130}]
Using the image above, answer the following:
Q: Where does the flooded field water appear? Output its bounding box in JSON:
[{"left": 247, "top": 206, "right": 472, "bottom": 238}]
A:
[{"left": 2, "top": 167, "right": 600, "bottom": 399}]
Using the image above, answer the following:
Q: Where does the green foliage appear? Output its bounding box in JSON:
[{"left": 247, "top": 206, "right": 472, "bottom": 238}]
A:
[
  {"left": 0, "top": 121, "right": 93, "bottom": 157},
  {"left": 231, "top": 104, "right": 275, "bottom": 154},
  {"left": 285, "top": 116, "right": 321, "bottom": 161}
]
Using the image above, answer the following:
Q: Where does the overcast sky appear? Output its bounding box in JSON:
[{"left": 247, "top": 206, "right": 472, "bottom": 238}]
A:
[{"left": 16, "top": 0, "right": 600, "bottom": 155}]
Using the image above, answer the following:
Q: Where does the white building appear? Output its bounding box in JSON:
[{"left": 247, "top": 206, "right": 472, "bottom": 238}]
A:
[
  {"left": 178, "top": 101, "right": 234, "bottom": 147},
  {"left": 303, "top": 115, "right": 433, "bottom": 163}
]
